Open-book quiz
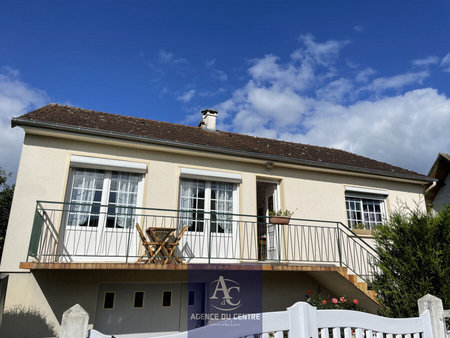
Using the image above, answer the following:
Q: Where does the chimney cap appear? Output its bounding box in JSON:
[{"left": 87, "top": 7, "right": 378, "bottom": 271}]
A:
[{"left": 201, "top": 109, "right": 218, "bottom": 115}]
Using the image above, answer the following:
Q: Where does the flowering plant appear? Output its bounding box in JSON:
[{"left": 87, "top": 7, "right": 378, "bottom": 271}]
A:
[
  {"left": 305, "top": 289, "right": 363, "bottom": 311},
  {"left": 269, "top": 209, "right": 294, "bottom": 217}
]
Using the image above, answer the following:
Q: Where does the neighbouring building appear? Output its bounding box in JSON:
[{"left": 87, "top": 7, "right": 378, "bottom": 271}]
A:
[
  {"left": 0, "top": 104, "right": 433, "bottom": 336},
  {"left": 425, "top": 153, "right": 450, "bottom": 212}
]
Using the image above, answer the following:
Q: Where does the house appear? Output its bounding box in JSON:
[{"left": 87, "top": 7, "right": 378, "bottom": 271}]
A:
[
  {"left": 0, "top": 104, "right": 432, "bottom": 336},
  {"left": 425, "top": 153, "right": 450, "bottom": 212}
]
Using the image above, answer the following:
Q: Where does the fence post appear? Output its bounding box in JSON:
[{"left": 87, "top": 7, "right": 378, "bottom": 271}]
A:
[
  {"left": 288, "top": 302, "right": 318, "bottom": 338},
  {"left": 418, "top": 294, "right": 446, "bottom": 338},
  {"left": 59, "top": 304, "right": 89, "bottom": 338}
]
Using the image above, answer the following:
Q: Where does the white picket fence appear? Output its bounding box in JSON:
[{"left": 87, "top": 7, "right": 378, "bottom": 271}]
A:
[
  {"left": 87, "top": 302, "right": 434, "bottom": 338},
  {"left": 65, "top": 294, "right": 447, "bottom": 338}
]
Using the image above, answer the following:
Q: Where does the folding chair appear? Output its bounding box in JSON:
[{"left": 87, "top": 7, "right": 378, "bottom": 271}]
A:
[
  {"left": 163, "top": 225, "right": 189, "bottom": 264},
  {"left": 136, "top": 223, "right": 155, "bottom": 263}
]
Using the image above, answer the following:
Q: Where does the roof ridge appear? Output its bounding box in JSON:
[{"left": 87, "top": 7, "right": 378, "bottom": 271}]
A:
[{"left": 38, "top": 103, "right": 215, "bottom": 132}]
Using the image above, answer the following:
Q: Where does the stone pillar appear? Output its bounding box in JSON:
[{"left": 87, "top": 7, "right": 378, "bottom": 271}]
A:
[
  {"left": 59, "top": 304, "right": 89, "bottom": 338},
  {"left": 418, "top": 294, "right": 446, "bottom": 338}
]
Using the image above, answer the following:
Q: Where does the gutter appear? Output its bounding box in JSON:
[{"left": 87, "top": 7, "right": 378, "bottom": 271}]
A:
[{"left": 12, "top": 118, "right": 435, "bottom": 184}]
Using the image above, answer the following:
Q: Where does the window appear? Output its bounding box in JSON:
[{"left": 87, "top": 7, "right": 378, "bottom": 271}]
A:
[
  {"left": 188, "top": 290, "right": 195, "bottom": 306},
  {"left": 133, "top": 291, "right": 144, "bottom": 308},
  {"left": 345, "top": 194, "right": 386, "bottom": 230},
  {"left": 103, "top": 291, "right": 115, "bottom": 309},
  {"left": 162, "top": 291, "right": 172, "bottom": 307},
  {"left": 68, "top": 169, "right": 104, "bottom": 227},
  {"left": 67, "top": 168, "right": 142, "bottom": 229},
  {"left": 179, "top": 179, "right": 235, "bottom": 234}
]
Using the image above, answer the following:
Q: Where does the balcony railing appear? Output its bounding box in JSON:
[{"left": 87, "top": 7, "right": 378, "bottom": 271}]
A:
[{"left": 27, "top": 201, "right": 379, "bottom": 282}]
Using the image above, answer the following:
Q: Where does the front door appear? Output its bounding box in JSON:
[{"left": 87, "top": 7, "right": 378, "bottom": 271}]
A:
[
  {"left": 178, "top": 179, "right": 238, "bottom": 262},
  {"left": 256, "top": 181, "right": 280, "bottom": 261},
  {"left": 61, "top": 168, "right": 142, "bottom": 262},
  {"left": 265, "top": 184, "right": 279, "bottom": 261}
]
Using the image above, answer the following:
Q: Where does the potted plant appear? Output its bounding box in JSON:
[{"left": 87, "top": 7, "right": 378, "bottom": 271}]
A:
[
  {"left": 352, "top": 223, "right": 374, "bottom": 237},
  {"left": 269, "top": 209, "right": 294, "bottom": 224}
]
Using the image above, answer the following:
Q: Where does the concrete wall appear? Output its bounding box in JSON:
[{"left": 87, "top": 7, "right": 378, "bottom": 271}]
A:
[{"left": 0, "top": 269, "right": 349, "bottom": 337}]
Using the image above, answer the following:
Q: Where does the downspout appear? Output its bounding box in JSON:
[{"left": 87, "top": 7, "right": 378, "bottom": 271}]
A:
[
  {"left": 424, "top": 181, "right": 437, "bottom": 211},
  {"left": 424, "top": 181, "right": 437, "bottom": 195}
]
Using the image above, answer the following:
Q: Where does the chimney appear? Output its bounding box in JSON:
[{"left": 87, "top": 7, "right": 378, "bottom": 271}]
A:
[{"left": 199, "top": 109, "right": 218, "bottom": 131}]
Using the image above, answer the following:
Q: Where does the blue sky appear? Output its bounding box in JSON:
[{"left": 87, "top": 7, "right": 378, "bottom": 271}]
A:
[{"left": 1, "top": 0, "right": 450, "bottom": 182}]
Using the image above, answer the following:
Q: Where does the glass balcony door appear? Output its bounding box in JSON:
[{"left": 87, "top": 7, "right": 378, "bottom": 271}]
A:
[
  {"left": 178, "top": 179, "right": 238, "bottom": 262},
  {"left": 61, "top": 168, "right": 142, "bottom": 262}
]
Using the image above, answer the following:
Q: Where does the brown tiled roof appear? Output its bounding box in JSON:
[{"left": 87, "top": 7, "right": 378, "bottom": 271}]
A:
[{"left": 12, "top": 104, "right": 430, "bottom": 181}]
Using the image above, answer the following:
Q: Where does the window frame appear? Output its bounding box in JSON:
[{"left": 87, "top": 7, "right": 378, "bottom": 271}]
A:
[
  {"left": 103, "top": 291, "right": 116, "bottom": 310},
  {"left": 161, "top": 290, "right": 172, "bottom": 308},
  {"left": 188, "top": 290, "right": 196, "bottom": 306},
  {"left": 178, "top": 178, "right": 239, "bottom": 234},
  {"left": 133, "top": 290, "right": 145, "bottom": 309},
  {"left": 64, "top": 168, "right": 145, "bottom": 230},
  {"left": 345, "top": 192, "right": 387, "bottom": 230}
]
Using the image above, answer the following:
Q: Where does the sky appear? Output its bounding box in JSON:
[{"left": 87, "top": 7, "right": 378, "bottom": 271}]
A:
[{"left": 1, "top": 0, "right": 450, "bottom": 184}]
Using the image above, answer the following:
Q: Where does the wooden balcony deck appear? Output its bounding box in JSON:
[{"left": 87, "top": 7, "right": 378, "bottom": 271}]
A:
[{"left": 19, "top": 261, "right": 378, "bottom": 303}]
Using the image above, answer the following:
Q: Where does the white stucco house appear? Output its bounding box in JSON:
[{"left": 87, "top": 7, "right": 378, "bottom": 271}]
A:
[{"left": 0, "top": 104, "right": 433, "bottom": 336}]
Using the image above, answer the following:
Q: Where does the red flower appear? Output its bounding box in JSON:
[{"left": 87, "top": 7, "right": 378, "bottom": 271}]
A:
[
  {"left": 306, "top": 290, "right": 313, "bottom": 296},
  {"left": 353, "top": 299, "right": 359, "bottom": 304},
  {"left": 332, "top": 298, "right": 338, "bottom": 304},
  {"left": 322, "top": 300, "right": 327, "bottom": 304},
  {"left": 340, "top": 297, "right": 347, "bottom": 303}
]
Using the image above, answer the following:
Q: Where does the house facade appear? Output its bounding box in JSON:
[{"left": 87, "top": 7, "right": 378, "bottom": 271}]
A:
[{"left": 0, "top": 104, "right": 432, "bottom": 336}]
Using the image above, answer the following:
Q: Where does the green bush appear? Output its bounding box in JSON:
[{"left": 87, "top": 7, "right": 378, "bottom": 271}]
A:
[{"left": 372, "top": 205, "right": 449, "bottom": 317}]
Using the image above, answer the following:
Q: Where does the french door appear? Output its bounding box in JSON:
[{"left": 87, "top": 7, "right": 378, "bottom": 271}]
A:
[
  {"left": 178, "top": 179, "right": 238, "bottom": 262},
  {"left": 61, "top": 168, "right": 143, "bottom": 262},
  {"left": 264, "top": 184, "right": 280, "bottom": 261}
]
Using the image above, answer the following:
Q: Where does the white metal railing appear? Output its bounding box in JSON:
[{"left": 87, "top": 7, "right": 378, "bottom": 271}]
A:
[{"left": 30, "top": 201, "right": 378, "bottom": 282}]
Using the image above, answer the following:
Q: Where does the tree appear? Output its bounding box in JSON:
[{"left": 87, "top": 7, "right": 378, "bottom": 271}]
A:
[
  {"left": 0, "top": 168, "right": 14, "bottom": 260},
  {"left": 372, "top": 205, "right": 450, "bottom": 317}
]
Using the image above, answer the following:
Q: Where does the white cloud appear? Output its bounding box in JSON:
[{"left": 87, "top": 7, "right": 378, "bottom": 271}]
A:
[
  {"left": 205, "top": 59, "right": 216, "bottom": 68},
  {"left": 412, "top": 56, "right": 439, "bottom": 67},
  {"left": 158, "top": 49, "right": 187, "bottom": 65},
  {"left": 296, "top": 88, "right": 450, "bottom": 174},
  {"left": 355, "top": 68, "right": 376, "bottom": 83},
  {"left": 0, "top": 67, "right": 49, "bottom": 183},
  {"left": 213, "top": 35, "right": 450, "bottom": 174},
  {"left": 441, "top": 53, "right": 450, "bottom": 72},
  {"left": 353, "top": 24, "right": 364, "bottom": 32},
  {"left": 248, "top": 35, "right": 349, "bottom": 93},
  {"left": 211, "top": 69, "right": 228, "bottom": 82},
  {"left": 364, "top": 71, "right": 429, "bottom": 93},
  {"left": 205, "top": 58, "right": 228, "bottom": 82},
  {"left": 315, "top": 78, "right": 353, "bottom": 103},
  {"left": 177, "top": 89, "right": 196, "bottom": 103},
  {"left": 293, "top": 34, "right": 350, "bottom": 67}
]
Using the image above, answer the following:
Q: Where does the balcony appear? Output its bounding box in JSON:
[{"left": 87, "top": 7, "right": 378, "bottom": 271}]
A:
[{"left": 25, "top": 201, "right": 378, "bottom": 282}]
